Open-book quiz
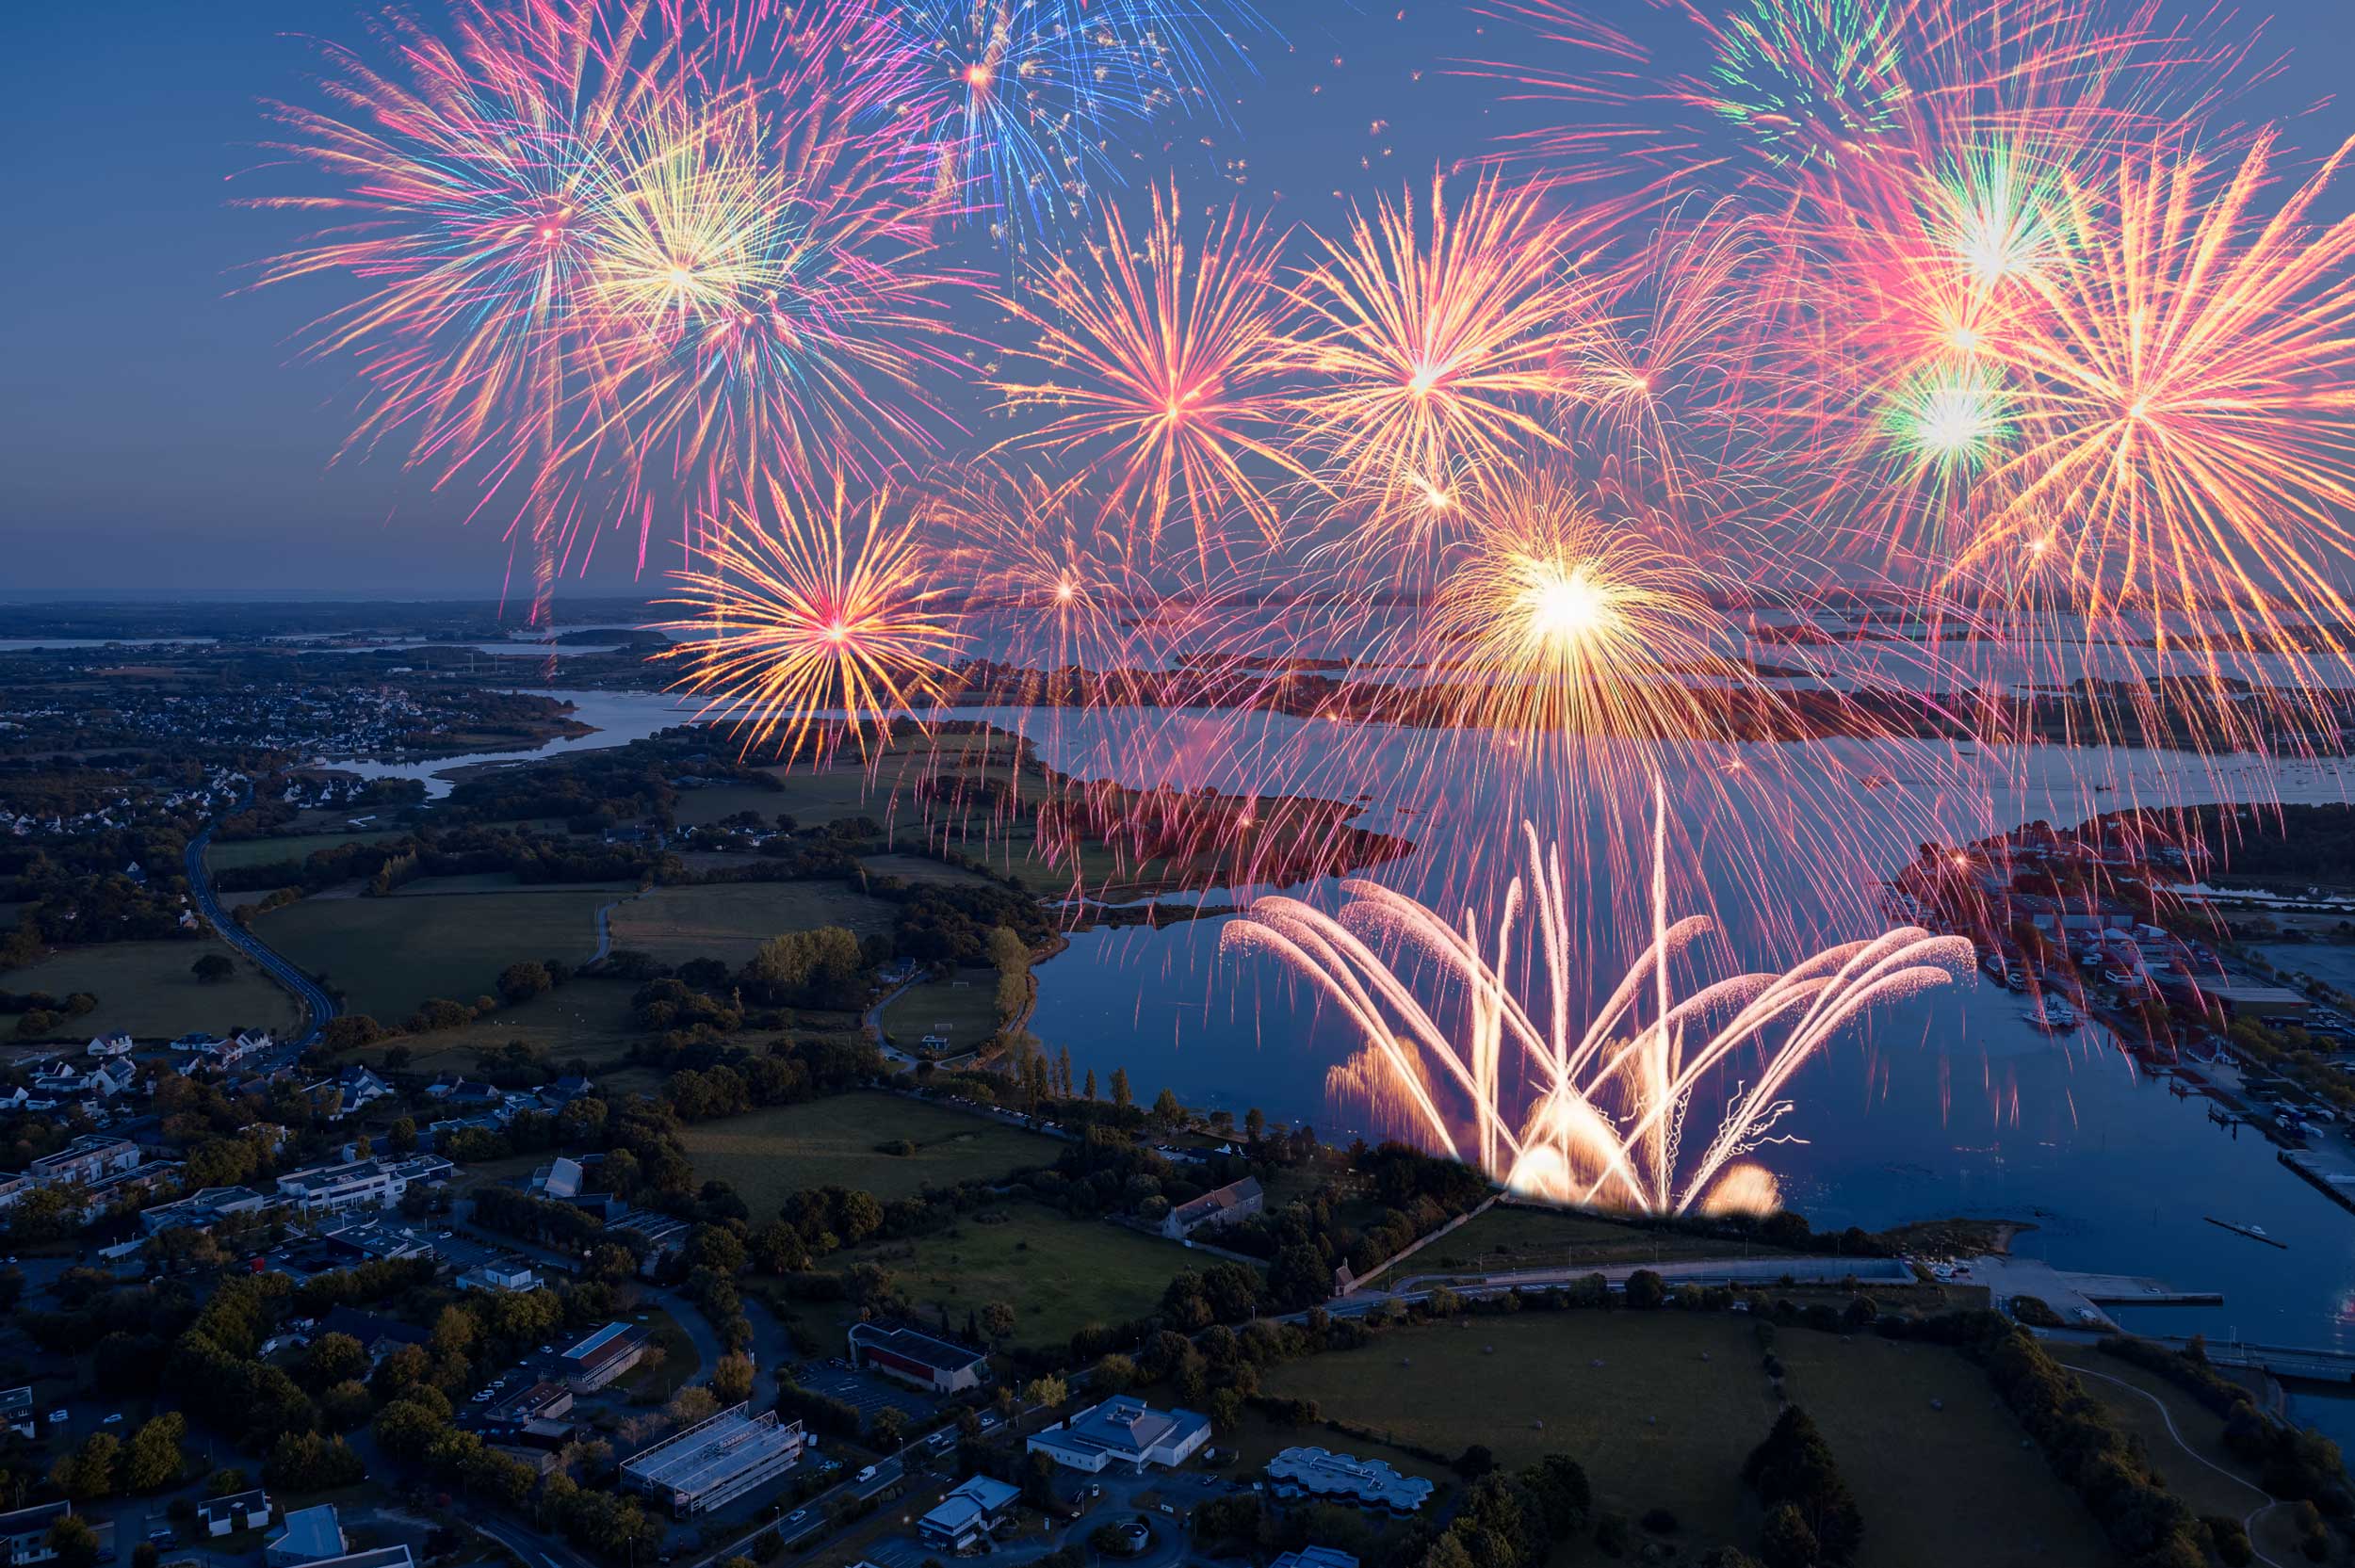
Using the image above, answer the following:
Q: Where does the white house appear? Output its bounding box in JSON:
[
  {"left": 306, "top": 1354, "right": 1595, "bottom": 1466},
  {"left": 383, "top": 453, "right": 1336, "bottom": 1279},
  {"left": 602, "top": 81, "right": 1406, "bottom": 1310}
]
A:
[{"left": 84, "top": 1034, "right": 134, "bottom": 1059}]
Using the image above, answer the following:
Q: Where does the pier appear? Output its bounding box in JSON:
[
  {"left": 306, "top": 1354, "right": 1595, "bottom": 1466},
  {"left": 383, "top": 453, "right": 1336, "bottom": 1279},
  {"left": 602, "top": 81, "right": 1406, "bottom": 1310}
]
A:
[
  {"left": 2279, "top": 1149, "right": 2355, "bottom": 1217},
  {"left": 1963, "top": 1256, "right": 2221, "bottom": 1330}
]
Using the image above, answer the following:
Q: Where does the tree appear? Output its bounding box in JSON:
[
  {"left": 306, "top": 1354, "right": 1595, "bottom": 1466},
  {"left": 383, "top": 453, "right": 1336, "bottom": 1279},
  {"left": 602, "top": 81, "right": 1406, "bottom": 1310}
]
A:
[
  {"left": 1109, "top": 1068, "right": 1133, "bottom": 1109},
  {"left": 981, "top": 1301, "right": 1017, "bottom": 1346},
  {"left": 497, "top": 962, "right": 553, "bottom": 1006},
  {"left": 44, "top": 1518, "right": 100, "bottom": 1568},
  {"left": 1519, "top": 1455, "right": 1592, "bottom": 1540},
  {"left": 1759, "top": 1504, "right": 1819, "bottom": 1568},
  {"left": 710, "top": 1352, "right": 755, "bottom": 1406},
  {"left": 869, "top": 1407, "right": 908, "bottom": 1452},
  {"left": 192, "top": 953, "right": 236, "bottom": 984},
  {"left": 1625, "top": 1269, "right": 1665, "bottom": 1310},
  {"left": 52, "top": 1433, "right": 121, "bottom": 1501},
  {"left": 123, "top": 1413, "right": 186, "bottom": 1492},
  {"left": 1744, "top": 1406, "right": 1861, "bottom": 1564},
  {"left": 1022, "top": 1375, "right": 1068, "bottom": 1411}
]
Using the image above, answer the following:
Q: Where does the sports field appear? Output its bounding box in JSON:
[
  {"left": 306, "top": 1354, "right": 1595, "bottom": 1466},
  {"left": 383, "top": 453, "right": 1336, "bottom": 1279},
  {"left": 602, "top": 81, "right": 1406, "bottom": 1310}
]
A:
[
  {"left": 256, "top": 886, "right": 617, "bottom": 1020},
  {"left": 5, "top": 937, "right": 300, "bottom": 1043},
  {"left": 680, "top": 1091, "right": 1058, "bottom": 1206},
  {"left": 773, "top": 1203, "right": 1195, "bottom": 1355},
  {"left": 606, "top": 881, "right": 897, "bottom": 967},
  {"left": 876, "top": 970, "right": 1000, "bottom": 1051}
]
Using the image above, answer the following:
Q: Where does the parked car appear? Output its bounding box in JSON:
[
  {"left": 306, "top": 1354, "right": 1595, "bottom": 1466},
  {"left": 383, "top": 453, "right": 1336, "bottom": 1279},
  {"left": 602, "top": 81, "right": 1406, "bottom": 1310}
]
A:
[{"left": 101, "top": 1414, "right": 122, "bottom": 1426}]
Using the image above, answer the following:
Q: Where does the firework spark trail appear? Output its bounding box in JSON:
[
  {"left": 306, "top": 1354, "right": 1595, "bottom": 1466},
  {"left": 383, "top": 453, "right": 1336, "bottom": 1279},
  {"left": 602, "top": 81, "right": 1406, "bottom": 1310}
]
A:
[
  {"left": 1224, "top": 786, "right": 1974, "bottom": 1215},
  {"left": 992, "top": 183, "right": 1312, "bottom": 558},
  {"left": 657, "top": 477, "right": 965, "bottom": 763}
]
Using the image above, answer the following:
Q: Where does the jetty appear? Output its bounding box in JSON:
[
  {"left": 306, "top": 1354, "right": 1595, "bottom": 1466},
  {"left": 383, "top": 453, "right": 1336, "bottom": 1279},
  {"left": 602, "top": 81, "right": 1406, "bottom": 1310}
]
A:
[{"left": 2204, "top": 1216, "right": 2290, "bottom": 1249}]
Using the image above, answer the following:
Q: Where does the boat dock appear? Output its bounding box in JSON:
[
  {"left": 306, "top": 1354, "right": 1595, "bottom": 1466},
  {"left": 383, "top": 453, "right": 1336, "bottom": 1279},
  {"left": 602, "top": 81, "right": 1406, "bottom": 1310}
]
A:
[
  {"left": 1962, "top": 1256, "right": 2220, "bottom": 1330},
  {"left": 2280, "top": 1149, "right": 2355, "bottom": 1217}
]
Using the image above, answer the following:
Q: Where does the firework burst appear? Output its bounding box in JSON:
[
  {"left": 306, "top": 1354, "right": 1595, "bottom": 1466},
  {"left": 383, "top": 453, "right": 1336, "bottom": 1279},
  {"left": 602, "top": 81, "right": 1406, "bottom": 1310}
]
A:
[{"left": 658, "top": 479, "right": 966, "bottom": 762}]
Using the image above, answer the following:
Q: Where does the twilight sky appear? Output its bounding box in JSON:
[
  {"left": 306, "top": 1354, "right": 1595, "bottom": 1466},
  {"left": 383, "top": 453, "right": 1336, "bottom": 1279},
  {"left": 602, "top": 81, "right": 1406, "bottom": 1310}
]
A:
[{"left": 3, "top": 1, "right": 2348, "bottom": 599}]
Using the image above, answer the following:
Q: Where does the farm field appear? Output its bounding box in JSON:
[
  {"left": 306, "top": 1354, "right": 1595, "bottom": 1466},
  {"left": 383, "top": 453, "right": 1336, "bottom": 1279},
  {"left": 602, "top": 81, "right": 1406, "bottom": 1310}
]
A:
[
  {"left": 204, "top": 830, "right": 411, "bottom": 872},
  {"left": 348, "top": 976, "right": 647, "bottom": 1078},
  {"left": 856, "top": 852, "right": 999, "bottom": 887},
  {"left": 5, "top": 937, "right": 299, "bottom": 1043},
  {"left": 1256, "top": 1312, "right": 2102, "bottom": 1568},
  {"left": 680, "top": 1091, "right": 1058, "bottom": 1206},
  {"left": 606, "top": 881, "right": 897, "bottom": 967},
  {"left": 770, "top": 1203, "right": 1194, "bottom": 1356},
  {"left": 876, "top": 970, "right": 999, "bottom": 1052},
  {"left": 257, "top": 886, "right": 617, "bottom": 1020},
  {"left": 387, "top": 872, "right": 638, "bottom": 897}
]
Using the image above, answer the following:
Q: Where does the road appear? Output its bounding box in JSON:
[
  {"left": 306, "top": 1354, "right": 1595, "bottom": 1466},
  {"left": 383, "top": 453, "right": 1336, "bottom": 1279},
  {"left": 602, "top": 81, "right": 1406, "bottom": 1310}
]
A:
[{"left": 185, "top": 797, "right": 338, "bottom": 1050}]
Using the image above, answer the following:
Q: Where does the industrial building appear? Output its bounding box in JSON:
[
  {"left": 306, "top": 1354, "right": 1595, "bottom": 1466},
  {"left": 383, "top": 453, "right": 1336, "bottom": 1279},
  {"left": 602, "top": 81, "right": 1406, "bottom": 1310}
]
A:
[
  {"left": 560, "top": 1322, "right": 649, "bottom": 1391},
  {"left": 847, "top": 1321, "right": 991, "bottom": 1393},
  {"left": 1027, "top": 1396, "right": 1210, "bottom": 1474},
  {"left": 622, "top": 1404, "right": 807, "bottom": 1515},
  {"left": 1265, "top": 1447, "right": 1435, "bottom": 1515}
]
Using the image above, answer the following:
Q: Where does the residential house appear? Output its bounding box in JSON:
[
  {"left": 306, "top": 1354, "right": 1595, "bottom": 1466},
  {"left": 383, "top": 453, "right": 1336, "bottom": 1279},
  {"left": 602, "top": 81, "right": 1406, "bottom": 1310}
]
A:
[
  {"left": 0, "top": 1503, "right": 74, "bottom": 1566},
  {"left": 316, "top": 1307, "right": 430, "bottom": 1366},
  {"left": 457, "top": 1260, "right": 542, "bottom": 1294},
  {"left": 306, "top": 1066, "right": 392, "bottom": 1121},
  {"left": 84, "top": 1033, "right": 134, "bottom": 1059},
  {"left": 1160, "top": 1176, "right": 1264, "bottom": 1239},
  {"left": 0, "top": 1388, "right": 30, "bottom": 1442}
]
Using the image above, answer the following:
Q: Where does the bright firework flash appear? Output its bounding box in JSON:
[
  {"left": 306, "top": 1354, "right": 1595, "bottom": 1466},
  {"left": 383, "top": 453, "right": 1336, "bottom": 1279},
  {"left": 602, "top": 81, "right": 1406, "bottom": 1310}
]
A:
[
  {"left": 992, "top": 182, "right": 1312, "bottom": 559},
  {"left": 1224, "top": 787, "right": 1974, "bottom": 1214},
  {"left": 573, "top": 81, "right": 972, "bottom": 565},
  {"left": 1284, "top": 171, "right": 1594, "bottom": 511},
  {"left": 657, "top": 478, "right": 966, "bottom": 764}
]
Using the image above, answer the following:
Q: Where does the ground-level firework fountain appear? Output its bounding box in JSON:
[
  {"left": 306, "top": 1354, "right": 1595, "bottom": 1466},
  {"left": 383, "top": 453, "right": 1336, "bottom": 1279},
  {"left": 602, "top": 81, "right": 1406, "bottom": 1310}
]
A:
[{"left": 1224, "top": 788, "right": 1975, "bottom": 1215}]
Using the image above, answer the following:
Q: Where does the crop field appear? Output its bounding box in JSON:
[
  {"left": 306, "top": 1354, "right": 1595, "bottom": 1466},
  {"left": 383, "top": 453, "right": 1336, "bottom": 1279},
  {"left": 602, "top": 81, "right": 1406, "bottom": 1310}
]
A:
[
  {"left": 203, "top": 830, "right": 411, "bottom": 872},
  {"left": 257, "top": 886, "right": 617, "bottom": 1020},
  {"left": 605, "top": 881, "right": 898, "bottom": 967},
  {"left": 1256, "top": 1312, "right": 2104, "bottom": 1568},
  {"left": 680, "top": 1091, "right": 1058, "bottom": 1206},
  {"left": 775, "top": 1204, "right": 1194, "bottom": 1355},
  {"left": 6, "top": 937, "right": 299, "bottom": 1043}
]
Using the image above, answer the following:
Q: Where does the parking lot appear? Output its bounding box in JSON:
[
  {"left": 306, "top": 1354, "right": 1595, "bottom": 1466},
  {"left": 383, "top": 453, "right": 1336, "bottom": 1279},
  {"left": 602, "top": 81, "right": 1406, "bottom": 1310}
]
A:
[{"left": 793, "top": 1363, "right": 943, "bottom": 1429}]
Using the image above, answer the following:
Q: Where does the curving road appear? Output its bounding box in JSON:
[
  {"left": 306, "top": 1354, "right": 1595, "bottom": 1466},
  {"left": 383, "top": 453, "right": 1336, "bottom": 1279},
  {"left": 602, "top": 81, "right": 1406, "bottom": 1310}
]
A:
[{"left": 186, "top": 798, "right": 339, "bottom": 1049}]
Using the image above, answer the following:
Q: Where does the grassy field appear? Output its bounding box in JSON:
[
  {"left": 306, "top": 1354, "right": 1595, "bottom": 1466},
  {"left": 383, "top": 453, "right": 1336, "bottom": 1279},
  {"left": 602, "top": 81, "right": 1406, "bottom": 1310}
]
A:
[
  {"left": 680, "top": 1091, "right": 1058, "bottom": 1206},
  {"left": 257, "top": 886, "right": 617, "bottom": 1020},
  {"left": 1415, "top": 1202, "right": 1796, "bottom": 1275},
  {"left": 770, "top": 1204, "right": 1197, "bottom": 1355},
  {"left": 856, "top": 852, "right": 999, "bottom": 887},
  {"left": 349, "top": 976, "right": 647, "bottom": 1077},
  {"left": 2046, "top": 1344, "right": 2298, "bottom": 1562},
  {"left": 387, "top": 872, "right": 638, "bottom": 897},
  {"left": 1775, "top": 1329, "right": 2114, "bottom": 1568},
  {"left": 7, "top": 937, "right": 300, "bottom": 1043},
  {"left": 606, "top": 881, "right": 898, "bottom": 967},
  {"left": 876, "top": 970, "right": 1000, "bottom": 1050},
  {"left": 1257, "top": 1313, "right": 2104, "bottom": 1568},
  {"left": 204, "top": 830, "right": 411, "bottom": 872}
]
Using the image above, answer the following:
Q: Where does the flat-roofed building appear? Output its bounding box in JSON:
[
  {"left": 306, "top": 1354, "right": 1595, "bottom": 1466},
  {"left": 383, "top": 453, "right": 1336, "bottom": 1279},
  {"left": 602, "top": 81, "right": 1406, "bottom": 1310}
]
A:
[
  {"left": 274, "top": 1154, "right": 452, "bottom": 1215},
  {"left": 0, "top": 1503, "right": 73, "bottom": 1567},
  {"left": 265, "top": 1504, "right": 346, "bottom": 1567},
  {"left": 1265, "top": 1447, "right": 1434, "bottom": 1516},
  {"left": 848, "top": 1321, "right": 990, "bottom": 1393},
  {"left": 139, "top": 1184, "right": 269, "bottom": 1235},
  {"left": 29, "top": 1135, "right": 139, "bottom": 1188},
  {"left": 917, "top": 1476, "right": 1019, "bottom": 1553},
  {"left": 560, "top": 1322, "right": 649, "bottom": 1391},
  {"left": 1272, "top": 1550, "right": 1360, "bottom": 1568},
  {"left": 621, "top": 1404, "right": 806, "bottom": 1515},
  {"left": 292, "top": 1549, "right": 412, "bottom": 1568},
  {"left": 1027, "top": 1396, "right": 1210, "bottom": 1475},
  {"left": 197, "top": 1490, "right": 274, "bottom": 1537},
  {"left": 457, "top": 1260, "right": 542, "bottom": 1294},
  {"left": 0, "top": 1389, "right": 30, "bottom": 1442}
]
